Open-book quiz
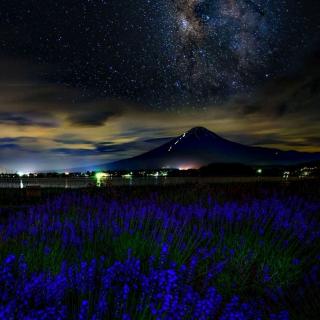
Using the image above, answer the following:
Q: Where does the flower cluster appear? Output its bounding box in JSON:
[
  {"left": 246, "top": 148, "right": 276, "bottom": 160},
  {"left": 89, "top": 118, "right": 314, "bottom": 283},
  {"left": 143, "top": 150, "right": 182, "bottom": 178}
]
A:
[{"left": 0, "top": 188, "right": 319, "bottom": 319}]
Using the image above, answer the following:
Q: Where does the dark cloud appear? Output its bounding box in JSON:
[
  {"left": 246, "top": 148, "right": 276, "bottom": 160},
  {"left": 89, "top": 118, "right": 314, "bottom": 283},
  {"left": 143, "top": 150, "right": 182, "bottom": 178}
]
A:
[
  {"left": 50, "top": 140, "right": 148, "bottom": 158},
  {"left": 67, "top": 110, "right": 119, "bottom": 127},
  {"left": 50, "top": 148, "right": 98, "bottom": 157},
  {"left": 252, "top": 139, "right": 308, "bottom": 148},
  {"left": 0, "top": 138, "right": 20, "bottom": 144},
  {"left": 0, "top": 112, "right": 58, "bottom": 127},
  {"left": 239, "top": 105, "right": 261, "bottom": 116},
  {"left": 144, "top": 137, "right": 174, "bottom": 144},
  {"left": 0, "top": 137, "right": 38, "bottom": 143},
  {"left": 95, "top": 144, "right": 128, "bottom": 154},
  {"left": 116, "top": 127, "right": 169, "bottom": 139},
  {"left": 304, "top": 137, "right": 320, "bottom": 146},
  {"left": 275, "top": 103, "right": 289, "bottom": 117},
  {"left": 53, "top": 135, "right": 93, "bottom": 145},
  {"left": 252, "top": 134, "right": 320, "bottom": 149},
  {"left": 94, "top": 140, "right": 147, "bottom": 155},
  {"left": 0, "top": 143, "right": 21, "bottom": 150}
]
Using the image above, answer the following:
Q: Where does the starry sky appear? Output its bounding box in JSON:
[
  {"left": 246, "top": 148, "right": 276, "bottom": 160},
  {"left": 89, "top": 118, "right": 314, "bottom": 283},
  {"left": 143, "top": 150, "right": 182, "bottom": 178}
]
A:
[{"left": 0, "top": 0, "right": 319, "bottom": 171}]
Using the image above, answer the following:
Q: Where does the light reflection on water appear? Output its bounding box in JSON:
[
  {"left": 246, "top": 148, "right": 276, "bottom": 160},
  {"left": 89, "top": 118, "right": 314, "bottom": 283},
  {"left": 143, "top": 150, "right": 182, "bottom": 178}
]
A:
[{"left": 0, "top": 176, "right": 306, "bottom": 188}]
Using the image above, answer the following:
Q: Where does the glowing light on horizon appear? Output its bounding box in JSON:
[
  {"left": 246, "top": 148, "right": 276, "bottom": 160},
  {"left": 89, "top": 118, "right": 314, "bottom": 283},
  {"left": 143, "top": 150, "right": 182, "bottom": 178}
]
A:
[
  {"left": 95, "top": 172, "right": 109, "bottom": 180},
  {"left": 122, "top": 172, "right": 133, "bottom": 179},
  {"left": 95, "top": 172, "right": 110, "bottom": 187},
  {"left": 178, "top": 166, "right": 192, "bottom": 171}
]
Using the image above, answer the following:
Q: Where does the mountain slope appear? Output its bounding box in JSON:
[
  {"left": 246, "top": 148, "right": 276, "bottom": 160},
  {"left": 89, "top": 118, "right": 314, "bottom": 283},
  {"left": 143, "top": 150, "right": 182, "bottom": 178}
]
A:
[{"left": 106, "top": 127, "right": 320, "bottom": 170}]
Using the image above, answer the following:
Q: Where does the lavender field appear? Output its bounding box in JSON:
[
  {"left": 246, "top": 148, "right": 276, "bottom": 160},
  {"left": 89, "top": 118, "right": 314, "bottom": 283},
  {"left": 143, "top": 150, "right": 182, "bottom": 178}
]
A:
[{"left": 0, "top": 182, "right": 320, "bottom": 319}]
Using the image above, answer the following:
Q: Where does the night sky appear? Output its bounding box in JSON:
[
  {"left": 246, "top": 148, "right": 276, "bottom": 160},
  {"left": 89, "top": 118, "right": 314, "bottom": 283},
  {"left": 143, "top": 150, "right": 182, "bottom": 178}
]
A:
[{"left": 0, "top": 0, "right": 319, "bottom": 171}]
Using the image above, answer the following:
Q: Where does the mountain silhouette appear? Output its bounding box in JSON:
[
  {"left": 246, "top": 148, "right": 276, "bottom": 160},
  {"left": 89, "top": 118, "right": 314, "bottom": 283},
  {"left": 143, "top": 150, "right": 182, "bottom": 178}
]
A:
[{"left": 106, "top": 127, "right": 320, "bottom": 170}]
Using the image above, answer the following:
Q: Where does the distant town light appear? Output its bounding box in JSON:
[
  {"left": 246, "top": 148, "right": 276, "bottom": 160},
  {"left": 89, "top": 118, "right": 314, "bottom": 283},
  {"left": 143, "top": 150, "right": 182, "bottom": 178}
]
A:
[
  {"left": 95, "top": 172, "right": 109, "bottom": 180},
  {"left": 122, "top": 172, "right": 133, "bottom": 179},
  {"left": 283, "top": 171, "right": 290, "bottom": 180},
  {"left": 257, "top": 169, "right": 262, "bottom": 174},
  {"left": 95, "top": 172, "right": 110, "bottom": 187}
]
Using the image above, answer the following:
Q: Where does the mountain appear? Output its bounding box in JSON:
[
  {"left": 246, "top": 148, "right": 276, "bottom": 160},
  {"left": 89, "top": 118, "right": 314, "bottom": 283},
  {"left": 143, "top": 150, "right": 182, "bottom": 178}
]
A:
[{"left": 106, "top": 127, "right": 320, "bottom": 170}]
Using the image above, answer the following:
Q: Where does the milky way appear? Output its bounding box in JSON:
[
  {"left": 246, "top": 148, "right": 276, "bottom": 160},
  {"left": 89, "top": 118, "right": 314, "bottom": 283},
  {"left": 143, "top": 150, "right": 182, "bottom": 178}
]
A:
[
  {"left": 1, "top": 0, "right": 319, "bottom": 109},
  {"left": 166, "top": 0, "right": 288, "bottom": 105}
]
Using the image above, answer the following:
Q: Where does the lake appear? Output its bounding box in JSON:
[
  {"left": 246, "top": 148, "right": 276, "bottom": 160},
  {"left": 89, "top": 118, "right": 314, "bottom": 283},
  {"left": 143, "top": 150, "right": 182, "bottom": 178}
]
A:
[{"left": 0, "top": 176, "right": 305, "bottom": 188}]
